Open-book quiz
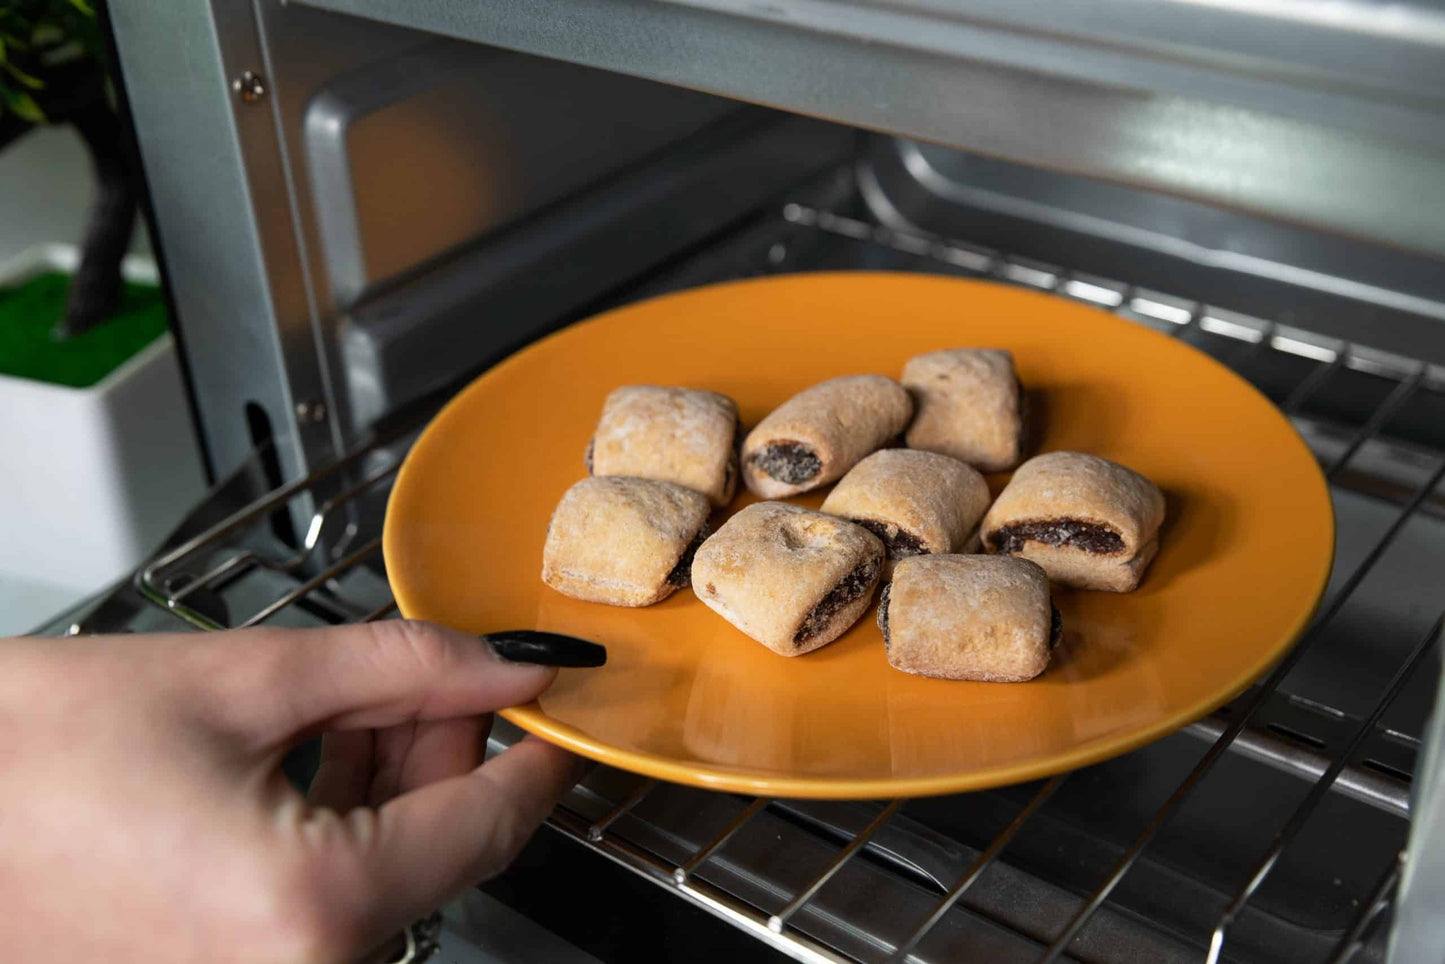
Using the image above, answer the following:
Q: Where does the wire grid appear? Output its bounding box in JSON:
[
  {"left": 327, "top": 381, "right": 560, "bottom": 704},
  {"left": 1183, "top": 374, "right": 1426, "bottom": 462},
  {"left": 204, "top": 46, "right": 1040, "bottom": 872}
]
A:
[{"left": 132, "top": 202, "right": 1445, "bottom": 964}]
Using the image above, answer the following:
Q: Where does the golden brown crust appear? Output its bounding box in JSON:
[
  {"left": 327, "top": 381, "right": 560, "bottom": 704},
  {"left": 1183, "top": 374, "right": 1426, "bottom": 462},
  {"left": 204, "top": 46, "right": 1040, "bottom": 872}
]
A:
[
  {"left": 902, "top": 348, "right": 1023, "bottom": 472},
  {"left": 981, "top": 451, "right": 1165, "bottom": 592},
  {"left": 691, "top": 502, "right": 884, "bottom": 655},
  {"left": 588, "top": 385, "right": 739, "bottom": 506},
  {"left": 1012, "top": 537, "right": 1158, "bottom": 592},
  {"left": 741, "top": 375, "right": 913, "bottom": 498},
  {"left": 883, "top": 554, "right": 1053, "bottom": 682},
  {"left": 541, "top": 476, "right": 711, "bottom": 606},
  {"left": 820, "top": 449, "right": 990, "bottom": 556}
]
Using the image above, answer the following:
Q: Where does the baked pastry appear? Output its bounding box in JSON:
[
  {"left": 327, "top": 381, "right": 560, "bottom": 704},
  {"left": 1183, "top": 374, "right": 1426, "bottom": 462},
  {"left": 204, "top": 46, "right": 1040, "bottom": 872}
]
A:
[
  {"left": 981, "top": 451, "right": 1165, "bottom": 592},
  {"left": 586, "top": 385, "right": 740, "bottom": 506},
  {"left": 542, "top": 476, "right": 711, "bottom": 606},
  {"left": 878, "top": 554, "right": 1061, "bottom": 682},
  {"left": 820, "top": 449, "right": 990, "bottom": 563},
  {"left": 741, "top": 375, "right": 913, "bottom": 498},
  {"left": 692, "top": 502, "right": 884, "bottom": 656},
  {"left": 902, "top": 349, "right": 1025, "bottom": 472}
]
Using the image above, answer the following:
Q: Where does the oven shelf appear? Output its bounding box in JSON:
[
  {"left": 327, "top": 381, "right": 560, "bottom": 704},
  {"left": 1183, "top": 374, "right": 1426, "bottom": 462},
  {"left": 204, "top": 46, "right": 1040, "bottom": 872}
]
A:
[{"left": 112, "top": 195, "right": 1445, "bottom": 964}]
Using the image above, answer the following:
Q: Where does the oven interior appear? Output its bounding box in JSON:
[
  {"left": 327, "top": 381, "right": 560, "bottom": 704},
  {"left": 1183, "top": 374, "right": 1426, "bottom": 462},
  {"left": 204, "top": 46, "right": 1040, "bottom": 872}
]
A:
[{"left": 81, "top": 2, "right": 1445, "bottom": 961}]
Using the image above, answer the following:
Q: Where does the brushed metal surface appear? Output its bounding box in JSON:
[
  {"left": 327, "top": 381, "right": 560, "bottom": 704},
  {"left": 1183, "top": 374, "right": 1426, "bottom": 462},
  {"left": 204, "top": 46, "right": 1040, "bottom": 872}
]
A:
[
  {"left": 294, "top": 0, "right": 1445, "bottom": 255},
  {"left": 303, "top": 40, "right": 736, "bottom": 308},
  {"left": 338, "top": 112, "right": 854, "bottom": 429}
]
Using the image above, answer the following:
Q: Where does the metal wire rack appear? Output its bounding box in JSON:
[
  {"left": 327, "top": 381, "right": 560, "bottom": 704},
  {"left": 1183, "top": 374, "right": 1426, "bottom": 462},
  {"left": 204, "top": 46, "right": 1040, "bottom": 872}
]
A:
[{"left": 129, "top": 198, "right": 1445, "bottom": 964}]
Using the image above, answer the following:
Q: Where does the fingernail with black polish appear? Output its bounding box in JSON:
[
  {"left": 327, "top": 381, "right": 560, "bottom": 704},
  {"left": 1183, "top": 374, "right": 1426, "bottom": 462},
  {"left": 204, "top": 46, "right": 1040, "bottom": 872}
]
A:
[{"left": 483, "top": 630, "right": 607, "bottom": 668}]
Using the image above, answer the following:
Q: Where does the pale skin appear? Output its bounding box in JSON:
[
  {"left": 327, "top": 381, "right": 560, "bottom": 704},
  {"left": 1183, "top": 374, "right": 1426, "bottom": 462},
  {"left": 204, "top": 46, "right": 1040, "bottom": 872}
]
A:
[{"left": 0, "top": 620, "right": 580, "bottom": 963}]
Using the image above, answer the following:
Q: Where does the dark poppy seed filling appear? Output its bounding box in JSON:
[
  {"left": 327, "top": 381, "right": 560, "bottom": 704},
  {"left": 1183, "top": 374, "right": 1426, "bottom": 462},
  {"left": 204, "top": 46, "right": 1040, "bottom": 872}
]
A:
[
  {"left": 794, "top": 558, "right": 879, "bottom": 645},
  {"left": 1050, "top": 605, "right": 1063, "bottom": 647},
  {"left": 724, "top": 416, "right": 743, "bottom": 492},
  {"left": 853, "top": 518, "right": 928, "bottom": 559},
  {"left": 988, "top": 519, "right": 1125, "bottom": 555},
  {"left": 877, "top": 582, "right": 892, "bottom": 650},
  {"left": 752, "top": 440, "right": 822, "bottom": 485},
  {"left": 666, "top": 523, "right": 710, "bottom": 588}
]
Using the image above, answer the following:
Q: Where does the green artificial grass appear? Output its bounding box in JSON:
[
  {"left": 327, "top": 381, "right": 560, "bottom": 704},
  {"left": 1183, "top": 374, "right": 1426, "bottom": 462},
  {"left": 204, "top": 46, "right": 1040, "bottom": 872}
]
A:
[{"left": 0, "top": 271, "right": 169, "bottom": 388}]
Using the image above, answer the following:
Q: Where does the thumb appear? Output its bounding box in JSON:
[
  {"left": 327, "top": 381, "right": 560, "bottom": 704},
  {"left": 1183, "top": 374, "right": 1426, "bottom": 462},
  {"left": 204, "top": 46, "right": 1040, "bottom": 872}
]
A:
[
  {"left": 198, "top": 621, "right": 581, "bottom": 749},
  {"left": 300, "top": 736, "right": 581, "bottom": 959}
]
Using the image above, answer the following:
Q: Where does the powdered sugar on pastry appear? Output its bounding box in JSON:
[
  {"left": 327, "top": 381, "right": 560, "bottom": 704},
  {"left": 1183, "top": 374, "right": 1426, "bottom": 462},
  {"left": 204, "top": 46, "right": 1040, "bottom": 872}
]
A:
[
  {"left": 589, "top": 385, "right": 739, "bottom": 506},
  {"left": 741, "top": 375, "right": 912, "bottom": 498},
  {"left": 821, "top": 449, "right": 990, "bottom": 559},
  {"left": 542, "top": 476, "right": 711, "bottom": 606},
  {"left": 881, "top": 554, "right": 1056, "bottom": 682},
  {"left": 981, "top": 451, "right": 1165, "bottom": 592},
  {"left": 902, "top": 348, "right": 1024, "bottom": 472},
  {"left": 691, "top": 502, "right": 884, "bottom": 655}
]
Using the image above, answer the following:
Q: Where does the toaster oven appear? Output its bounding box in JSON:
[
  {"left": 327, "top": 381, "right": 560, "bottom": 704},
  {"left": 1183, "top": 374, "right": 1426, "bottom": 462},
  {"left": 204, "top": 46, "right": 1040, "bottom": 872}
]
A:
[{"left": 62, "top": 1, "right": 1445, "bottom": 960}]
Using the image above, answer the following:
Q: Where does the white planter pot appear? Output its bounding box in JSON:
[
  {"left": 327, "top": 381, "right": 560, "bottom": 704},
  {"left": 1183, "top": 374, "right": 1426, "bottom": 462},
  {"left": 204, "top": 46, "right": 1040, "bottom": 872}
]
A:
[{"left": 0, "top": 245, "right": 206, "bottom": 624}]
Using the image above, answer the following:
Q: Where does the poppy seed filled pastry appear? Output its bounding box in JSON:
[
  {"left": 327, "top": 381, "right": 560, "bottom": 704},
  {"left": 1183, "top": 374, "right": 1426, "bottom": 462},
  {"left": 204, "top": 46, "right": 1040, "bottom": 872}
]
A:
[
  {"left": 902, "top": 348, "right": 1025, "bottom": 472},
  {"left": 586, "top": 385, "right": 740, "bottom": 507},
  {"left": 878, "top": 555, "right": 1061, "bottom": 682},
  {"left": 820, "top": 449, "right": 990, "bottom": 563},
  {"left": 542, "top": 477, "right": 711, "bottom": 606},
  {"left": 981, "top": 451, "right": 1165, "bottom": 592},
  {"left": 741, "top": 375, "right": 912, "bottom": 498},
  {"left": 691, "top": 502, "right": 885, "bottom": 656}
]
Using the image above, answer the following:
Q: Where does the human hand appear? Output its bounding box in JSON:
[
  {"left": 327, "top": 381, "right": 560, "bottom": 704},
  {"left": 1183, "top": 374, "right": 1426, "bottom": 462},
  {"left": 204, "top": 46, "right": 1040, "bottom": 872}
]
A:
[{"left": 0, "top": 620, "right": 597, "bottom": 963}]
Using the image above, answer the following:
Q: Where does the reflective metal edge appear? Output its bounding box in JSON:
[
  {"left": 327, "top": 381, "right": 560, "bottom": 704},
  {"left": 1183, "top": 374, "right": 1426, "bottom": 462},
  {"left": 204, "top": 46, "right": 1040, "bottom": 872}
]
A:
[{"left": 293, "top": 0, "right": 1445, "bottom": 256}]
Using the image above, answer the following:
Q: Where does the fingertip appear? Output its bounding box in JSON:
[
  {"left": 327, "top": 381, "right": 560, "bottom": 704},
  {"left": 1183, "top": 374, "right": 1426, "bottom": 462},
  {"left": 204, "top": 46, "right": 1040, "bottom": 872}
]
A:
[
  {"left": 490, "top": 739, "right": 583, "bottom": 797},
  {"left": 503, "top": 733, "right": 576, "bottom": 774},
  {"left": 488, "top": 652, "right": 560, "bottom": 691},
  {"left": 515, "top": 734, "right": 590, "bottom": 785},
  {"left": 484, "top": 661, "right": 558, "bottom": 710},
  {"left": 327, "top": 621, "right": 562, "bottom": 729},
  {"left": 483, "top": 737, "right": 581, "bottom": 819},
  {"left": 481, "top": 631, "right": 607, "bottom": 668},
  {"left": 566, "top": 751, "right": 594, "bottom": 787}
]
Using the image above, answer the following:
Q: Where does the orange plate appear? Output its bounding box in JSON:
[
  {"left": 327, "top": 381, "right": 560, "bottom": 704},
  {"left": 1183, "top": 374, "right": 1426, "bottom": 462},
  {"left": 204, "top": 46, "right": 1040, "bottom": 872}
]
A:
[{"left": 384, "top": 273, "right": 1334, "bottom": 799}]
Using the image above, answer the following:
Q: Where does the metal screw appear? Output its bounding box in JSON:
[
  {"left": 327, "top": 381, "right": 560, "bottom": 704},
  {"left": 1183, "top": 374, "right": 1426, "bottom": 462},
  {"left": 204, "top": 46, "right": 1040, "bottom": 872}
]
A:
[
  {"left": 232, "top": 70, "right": 266, "bottom": 104},
  {"left": 296, "top": 399, "right": 327, "bottom": 423}
]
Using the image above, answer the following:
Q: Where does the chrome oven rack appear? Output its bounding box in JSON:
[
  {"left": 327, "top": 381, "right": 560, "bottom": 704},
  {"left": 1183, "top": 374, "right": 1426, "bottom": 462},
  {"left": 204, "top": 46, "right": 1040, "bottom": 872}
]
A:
[{"left": 126, "top": 198, "right": 1445, "bottom": 964}]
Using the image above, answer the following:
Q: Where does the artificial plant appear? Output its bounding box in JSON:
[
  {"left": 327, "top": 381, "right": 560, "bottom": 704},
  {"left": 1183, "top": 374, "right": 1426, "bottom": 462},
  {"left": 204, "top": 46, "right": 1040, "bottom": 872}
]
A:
[{"left": 2, "top": 0, "right": 138, "bottom": 339}]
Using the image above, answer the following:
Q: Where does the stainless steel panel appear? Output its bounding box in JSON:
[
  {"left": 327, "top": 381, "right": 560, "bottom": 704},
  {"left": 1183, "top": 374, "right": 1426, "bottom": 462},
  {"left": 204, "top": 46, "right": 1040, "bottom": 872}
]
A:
[
  {"left": 110, "top": 0, "right": 750, "bottom": 488},
  {"left": 1390, "top": 643, "right": 1445, "bottom": 962},
  {"left": 293, "top": 0, "right": 1445, "bottom": 256},
  {"left": 108, "top": 0, "right": 334, "bottom": 484},
  {"left": 860, "top": 138, "right": 1445, "bottom": 367},
  {"left": 303, "top": 39, "right": 736, "bottom": 307},
  {"left": 339, "top": 113, "right": 856, "bottom": 429},
  {"left": 668, "top": 0, "right": 1445, "bottom": 139}
]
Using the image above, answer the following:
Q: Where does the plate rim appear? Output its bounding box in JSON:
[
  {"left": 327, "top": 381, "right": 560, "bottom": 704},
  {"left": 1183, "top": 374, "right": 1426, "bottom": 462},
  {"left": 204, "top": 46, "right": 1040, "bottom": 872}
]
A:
[{"left": 386, "top": 271, "right": 1336, "bottom": 799}]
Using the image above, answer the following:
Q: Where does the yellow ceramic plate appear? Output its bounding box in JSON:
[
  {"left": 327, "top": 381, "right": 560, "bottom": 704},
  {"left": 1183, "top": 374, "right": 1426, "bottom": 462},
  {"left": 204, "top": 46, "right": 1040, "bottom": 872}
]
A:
[{"left": 384, "top": 273, "right": 1334, "bottom": 799}]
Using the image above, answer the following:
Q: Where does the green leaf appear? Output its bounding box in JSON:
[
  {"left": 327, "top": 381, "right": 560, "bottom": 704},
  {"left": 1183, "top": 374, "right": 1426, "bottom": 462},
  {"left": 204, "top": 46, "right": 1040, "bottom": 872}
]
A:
[
  {"left": 3, "top": 60, "right": 43, "bottom": 89},
  {"left": 5, "top": 89, "right": 45, "bottom": 122},
  {"left": 0, "top": 35, "right": 7, "bottom": 66},
  {"left": 68, "top": 0, "right": 95, "bottom": 16}
]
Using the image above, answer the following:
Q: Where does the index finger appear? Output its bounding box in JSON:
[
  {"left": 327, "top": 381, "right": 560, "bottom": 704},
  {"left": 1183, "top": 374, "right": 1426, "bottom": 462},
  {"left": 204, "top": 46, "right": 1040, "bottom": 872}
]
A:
[{"left": 192, "top": 621, "right": 556, "bottom": 749}]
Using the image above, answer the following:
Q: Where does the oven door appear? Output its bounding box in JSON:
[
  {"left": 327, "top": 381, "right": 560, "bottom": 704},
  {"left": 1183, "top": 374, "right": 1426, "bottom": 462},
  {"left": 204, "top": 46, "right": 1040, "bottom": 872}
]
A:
[{"left": 92, "top": 1, "right": 1445, "bottom": 960}]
